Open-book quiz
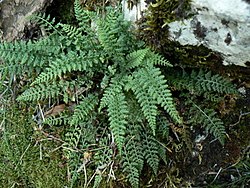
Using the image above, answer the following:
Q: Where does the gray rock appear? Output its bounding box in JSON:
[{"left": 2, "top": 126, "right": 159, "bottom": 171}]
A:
[
  {"left": 0, "top": 0, "right": 53, "bottom": 41},
  {"left": 123, "top": 0, "right": 250, "bottom": 67},
  {"left": 168, "top": 0, "right": 250, "bottom": 67}
]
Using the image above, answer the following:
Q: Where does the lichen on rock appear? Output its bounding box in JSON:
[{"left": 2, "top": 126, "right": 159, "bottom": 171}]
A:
[{"left": 168, "top": 0, "right": 250, "bottom": 67}]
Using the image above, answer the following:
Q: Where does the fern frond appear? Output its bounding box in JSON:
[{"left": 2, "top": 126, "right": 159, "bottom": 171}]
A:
[
  {"left": 70, "top": 94, "right": 98, "bottom": 125},
  {"left": 189, "top": 103, "right": 226, "bottom": 144},
  {"left": 157, "top": 143, "right": 167, "bottom": 165},
  {"left": 195, "top": 70, "right": 237, "bottom": 94},
  {"left": 168, "top": 69, "right": 238, "bottom": 95},
  {"left": 147, "top": 50, "right": 173, "bottom": 67},
  {"left": 59, "top": 23, "right": 84, "bottom": 39},
  {"left": 97, "top": 8, "right": 134, "bottom": 61},
  {"left": 143, "top": 133, "right": 159, "bottom": 175},
  {"left": 156, "top": 116, "right": 169, "bottom": 139},
  {"left": 133, "top": 66, "right": 182, "bottom": 124},
  {"left": 17, "top": 81, "right": 61, "bottom": 101},
  {"left": 124, "top": 125, "right": 144, "bottom": 173},
  {"left": 64, "top": 126, "right": 82, "bottom": 149},
  {"left": 31, "top": 51, "right": 97, "bottom": 85},
  {"left": 64, "top": 121, "right": 97, "bottom": 152},
  {"left": 99, "top": 76, "right": 123, "bottom": 110},
  {"left": 0, "top": 41, "right": 46, "bottom": 75},
  {"left": 129, "top": 77, "right": 158, "bottom": 135},
  {"left": 122, "top": 148, "right": 140, "bottom": 188},
  {"left": 126, "top": 48, "right": 149, "bottom": 68},
  {"left": 100, "top": 77, "right": 128, "bottom": 152},
  {"left": 74, "top": 0, "right": 96, "bottom": 32},
  {"left": 43, "top": 115, "right": 69, "bottom": 126},
  {"left": 30, "top": 13, "right": 61, "bottom": 34},
  {"left": 94, "top": 136, "right": 113, "bottom": 166},
  {"left": 17, "top": 80, "right": 76, "bottom": 102}
]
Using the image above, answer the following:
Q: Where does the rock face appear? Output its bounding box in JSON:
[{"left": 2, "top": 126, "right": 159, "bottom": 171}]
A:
[
  {"left": 165, "top": 0, "right": 250, "bottom": 67},
  {"left": 0, "top": 0, "right": 52, "bottom": 41},
  {"left": 123, "top": 0, "right": 250, "bottom": 67}
]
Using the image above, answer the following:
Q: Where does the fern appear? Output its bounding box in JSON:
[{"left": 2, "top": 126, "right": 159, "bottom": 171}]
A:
[
  {"left": 156, "top": 115, "right": 170, "bottom": 139},
  {"left": 30, "top": 13, "right": 61, "bottom": 34},
  {"left": 70, "top": 94, "right": 98, "bottom": 125},
  {"left": 131, "top": 65, "right": 182, "bottom": 126},
  {"left": 128, "top": 75, "right": 158, "bottom": 135},
  {"left": 74, "top": 0, "right": 96, "bottom": 32},
  {"left": 43, "top": 114, "right": 70, "bottom": 126},
  {"left": 0, "top": 40, "right": 57, "bottom": 76},
  {"left": 100, "top": 77, "right": 129, "bottom": 152},
  {"left": 167, "top": 69, "right": 238, "bottom": 96},
  {"left": 0, "top": 0, "right": 239, "bottom": 187},
  {"left": 97, "top": 7, "right": 136, "bottom": 62},
  {"left": 122, "top": 148, "right": 141, "bottom": 188},
  {"left": 17, "top": 81, "right": 61, "bottom": 101},
  {"left": 188, "top": 102, "right": 226, "bottom": 144},
  {"left": 143, "top": 133, "right": 159, "bottom": 175},
  {"left": 122, "top": 126, "right": 144, "bottom": 188}
]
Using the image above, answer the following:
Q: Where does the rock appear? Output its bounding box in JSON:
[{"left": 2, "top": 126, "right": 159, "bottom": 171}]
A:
[
  {"left": 122, "top": 0, "right": 147, "bottom": 22},
  {"left": 167, "top": 0, "right": 250, "bottom": 67},
  {"left": 123, "top": 0, "right": 250, "bottom": 67},
  {"left": 0, "top": 0, "right": 53, "bottom": 41}
]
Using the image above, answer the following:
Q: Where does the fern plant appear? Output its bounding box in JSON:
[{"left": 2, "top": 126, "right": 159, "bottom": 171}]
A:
[
  {"left": 165, "top": 68, "right": 238, "bottom": 145},
  {"left": 0, "top": 0, "right": 180, "bottom": 186},
  {"left": 7, "top": 0, "right": 181, "bottom": 153},
  {"left": 0, "top": 0, "right": 239, "bottom": 187}
]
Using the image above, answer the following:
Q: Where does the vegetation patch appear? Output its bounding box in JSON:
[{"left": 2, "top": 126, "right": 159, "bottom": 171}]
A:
[{"left": 0, "top": 0, "right": 248, "bottom": 187}]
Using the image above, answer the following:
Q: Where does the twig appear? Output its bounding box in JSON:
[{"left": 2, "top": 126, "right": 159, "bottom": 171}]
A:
[
  {"left": 40, "top": 129, "right": 65, "bottom": 143},
  {"left": 107, "top": 161, "right": 116, "bottom": 181},
  {"left": 15, "top": 143, "right": 31, "bottom": 170},
  {"left": 230, "top": 111, "right": 250, "bottom": 127},
  {"left": 211, "top": 167, "right": 223, "bottom": 184},
  {"left": 76, "top": 161, "right": 88, "bottom": 188},
  {"left": 38, "top": 103, "right": 45, "bottom": 129},
  {"left": 40, "top": 143, "right": 43, "bottom": 160}
]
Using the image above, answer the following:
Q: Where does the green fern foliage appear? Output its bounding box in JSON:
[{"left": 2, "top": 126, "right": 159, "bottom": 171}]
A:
[
  {"left": 188, "top": 102, "right": 226, "bottom": 144},
  {"left": 166, "top": 68, "right": 237, "bottom": 144},
  {"left": 97, "top": 8, "right": 135, "bottom": 61},
  {"left": 70, "top": 94, "right": 98, "bottom": 125},
  {"left": 122, "top": 148, "right": 141, "bottom": 188},
  {"left": 130, "top": 66, "right": 182, "bottom": 127},
  {"left": 0, "top": 0, "right": 239, "bottom": 187},
  {"left": 167, "top": 69, "right": 238, "bottom": 95},
  {"left": 143, "top": 133, "right": 159, "bottom": 175},
  {"left": 43, "top": 114, "right": 69, "bottom": 126},
  {"left": 122, "top": 135, "right": 142, "bottom": 188},
  {"left": 100, "top": 77, "right": 129, "bottom": 151},
  {"left": 17, "top": 81, "right": 61, "bottom": 101}
]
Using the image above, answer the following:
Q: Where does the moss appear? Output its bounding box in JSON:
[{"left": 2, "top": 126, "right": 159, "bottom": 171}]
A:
[
  {"left": 146, "top": 0, "right": 192, "bottom": 26},
  {"left": 0, "top": 104, "right": 68, "bottom": 187}
]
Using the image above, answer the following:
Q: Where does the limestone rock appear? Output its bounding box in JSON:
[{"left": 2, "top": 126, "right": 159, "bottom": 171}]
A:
[
  {"left": 167, "top": 0, "right": 250, "bottom": 67},
  {"left": 123, "top": 0, "right": 250, "bottom": 67},
  {"left": 0, "top": 0, "right": 53, "bottom": 41}
]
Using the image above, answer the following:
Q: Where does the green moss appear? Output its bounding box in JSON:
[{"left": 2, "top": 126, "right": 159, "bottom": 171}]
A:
[
  {"left": 145, "top": 0, "right": 192, "bottom": 28},
  {"left": 0, "top": 104, "right": 68, "bottom": 187}
]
